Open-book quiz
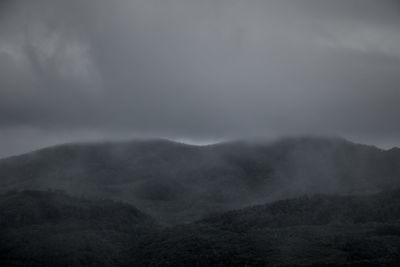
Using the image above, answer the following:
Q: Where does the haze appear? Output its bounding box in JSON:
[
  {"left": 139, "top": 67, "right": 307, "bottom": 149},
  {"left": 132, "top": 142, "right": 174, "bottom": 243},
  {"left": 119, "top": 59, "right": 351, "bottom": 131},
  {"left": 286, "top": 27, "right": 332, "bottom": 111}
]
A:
[{"left": 1, "top": 0, "right": 400, "bottom": 157}]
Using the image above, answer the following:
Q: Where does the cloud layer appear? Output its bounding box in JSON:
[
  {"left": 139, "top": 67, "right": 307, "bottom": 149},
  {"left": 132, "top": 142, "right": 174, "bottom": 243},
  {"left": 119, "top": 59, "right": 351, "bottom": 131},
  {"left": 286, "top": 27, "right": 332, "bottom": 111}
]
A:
[{"left": 1, "top": 0, "right": 400, "bottom": 157}]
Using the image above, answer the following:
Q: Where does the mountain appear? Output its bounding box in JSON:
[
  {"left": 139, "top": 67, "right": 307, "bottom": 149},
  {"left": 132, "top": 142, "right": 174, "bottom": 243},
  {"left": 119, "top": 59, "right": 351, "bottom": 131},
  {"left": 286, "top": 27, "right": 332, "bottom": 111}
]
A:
[
  {"left": 129, "top": 190, "right": 400, "bottom": 266},
  {"left": 1, "top": 137, "right": 400, "bottom": 224},
  {"left": 2, "top": 189, "right": 400, "bottom": 266},
  {"left": 0, "top": 190, "right": 156, "bottom": 267},
  {"left": 0, "top": 190, "right": 155, "bottom": 229}
]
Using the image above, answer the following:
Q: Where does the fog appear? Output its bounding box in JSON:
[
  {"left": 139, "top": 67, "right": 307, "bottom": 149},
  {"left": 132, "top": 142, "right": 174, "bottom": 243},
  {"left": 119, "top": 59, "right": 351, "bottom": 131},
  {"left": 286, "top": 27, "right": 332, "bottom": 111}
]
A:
[{"left": 1, "top": 0, "right": 400, "bottom": 157}]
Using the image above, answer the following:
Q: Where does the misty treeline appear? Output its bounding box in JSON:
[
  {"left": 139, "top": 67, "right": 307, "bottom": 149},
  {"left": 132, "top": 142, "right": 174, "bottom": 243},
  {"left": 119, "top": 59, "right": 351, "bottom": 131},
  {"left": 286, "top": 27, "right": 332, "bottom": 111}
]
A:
[
  {"left": 1, "top": 137, "right": 400, "bottom": 224},
  {"left": 1, "top": 137, "right": 400, "bottom": 266}
]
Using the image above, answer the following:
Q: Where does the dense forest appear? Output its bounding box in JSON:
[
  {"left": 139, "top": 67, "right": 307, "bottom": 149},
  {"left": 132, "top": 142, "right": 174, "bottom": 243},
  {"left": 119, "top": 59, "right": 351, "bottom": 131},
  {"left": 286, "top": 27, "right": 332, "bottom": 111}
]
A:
[
  {"left": 1, "top": 137, "right": 400, "bottom": 266},
  {"left": 2, "top": 0, "right": 399, "bottom": 265},
  {"left": 1, "top": 137, "right": 400, "bottom": 224},
  {"left": 1, "top": 189, "right": 400, "bottom": 266}
]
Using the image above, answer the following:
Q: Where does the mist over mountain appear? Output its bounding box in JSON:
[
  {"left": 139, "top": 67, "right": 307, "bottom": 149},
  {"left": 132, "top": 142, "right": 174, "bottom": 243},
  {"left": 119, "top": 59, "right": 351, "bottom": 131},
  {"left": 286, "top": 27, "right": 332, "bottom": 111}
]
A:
[
  {"left": 1, "top": 137, "right": 399, "bottom": 224},
  {"left": 2, "top": 0, "right": 400, "bottom": 265}
]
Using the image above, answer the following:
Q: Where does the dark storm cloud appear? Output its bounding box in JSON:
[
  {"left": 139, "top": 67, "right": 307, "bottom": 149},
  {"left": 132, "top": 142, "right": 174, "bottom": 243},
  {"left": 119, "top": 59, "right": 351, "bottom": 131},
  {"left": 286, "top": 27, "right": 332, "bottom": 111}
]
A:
[{"left": 0, "top": 0, "right": 400, "bottom": 157}]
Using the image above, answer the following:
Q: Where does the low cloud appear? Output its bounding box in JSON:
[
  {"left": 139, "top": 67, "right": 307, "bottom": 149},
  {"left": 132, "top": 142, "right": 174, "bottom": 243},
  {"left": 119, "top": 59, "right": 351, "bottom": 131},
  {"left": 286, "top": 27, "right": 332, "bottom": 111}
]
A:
[{"left": 1, "top": 0, "right": 400, "bottom": 157}]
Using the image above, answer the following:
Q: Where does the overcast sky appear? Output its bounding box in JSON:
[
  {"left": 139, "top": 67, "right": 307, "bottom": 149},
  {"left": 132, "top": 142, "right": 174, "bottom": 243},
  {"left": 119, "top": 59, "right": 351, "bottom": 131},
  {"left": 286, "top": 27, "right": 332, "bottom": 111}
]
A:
[{"left": 0, "top": 0, "right": 400, "bottom": 157}]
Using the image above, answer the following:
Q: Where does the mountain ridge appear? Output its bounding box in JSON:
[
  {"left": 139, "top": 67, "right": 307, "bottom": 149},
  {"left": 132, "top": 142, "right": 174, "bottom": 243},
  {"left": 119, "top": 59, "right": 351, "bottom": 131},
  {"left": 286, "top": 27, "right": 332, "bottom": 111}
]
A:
[{"left": 1, "top": 136, "right": 399, "bottom": 224}]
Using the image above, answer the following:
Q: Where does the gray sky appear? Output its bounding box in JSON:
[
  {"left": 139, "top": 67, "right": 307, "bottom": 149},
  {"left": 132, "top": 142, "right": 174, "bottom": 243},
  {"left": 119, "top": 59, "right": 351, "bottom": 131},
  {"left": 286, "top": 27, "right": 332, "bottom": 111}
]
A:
[{"left": 1, "top": 0, "right": 400, "bottom": 157}]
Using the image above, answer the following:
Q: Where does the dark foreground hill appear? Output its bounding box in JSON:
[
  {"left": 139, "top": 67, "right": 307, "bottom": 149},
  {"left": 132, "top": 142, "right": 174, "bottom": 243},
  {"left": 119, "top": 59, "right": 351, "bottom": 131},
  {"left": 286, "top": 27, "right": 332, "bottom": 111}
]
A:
[
  {"left": 1, "top": 137, "right": 400, "bottom": 224},
  {"left": 0, "top": 190, "right": 156, "bottom": 267},
  {"left": 1, "top": 190, "right": 400, "bottom": 266},
  {"left": 133, "top": 190, "right": 400, "bottom": 266}
]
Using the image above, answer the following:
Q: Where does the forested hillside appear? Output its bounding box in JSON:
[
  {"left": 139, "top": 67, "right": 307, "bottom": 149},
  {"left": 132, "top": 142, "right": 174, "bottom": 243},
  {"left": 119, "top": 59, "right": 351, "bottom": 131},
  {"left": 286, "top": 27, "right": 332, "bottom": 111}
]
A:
[
  {"left": 1, "top": 137, "right": 399, "bottom": 224},
  {"left": 0, "top": 190, "right": 156, "bottom": 267},
  {"left": 1, "top": 190, "right": 400, "bottom": 266}
]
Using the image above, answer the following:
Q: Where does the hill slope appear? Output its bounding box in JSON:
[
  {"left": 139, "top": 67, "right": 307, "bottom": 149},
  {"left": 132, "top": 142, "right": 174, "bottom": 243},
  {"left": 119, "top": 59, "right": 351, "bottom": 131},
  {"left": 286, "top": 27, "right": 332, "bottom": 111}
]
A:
[
  {"left": 0, "top": 190, "right": 156, "bottom": 267},
  {"left": 131, "top": 190, "right": 400, "bottom": 266},
  {"left": 1, "top": 137, "right": 399, "bottom": 224},
  {"left": 3, "top": 190, "right": 400, "bottom": 266}
]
